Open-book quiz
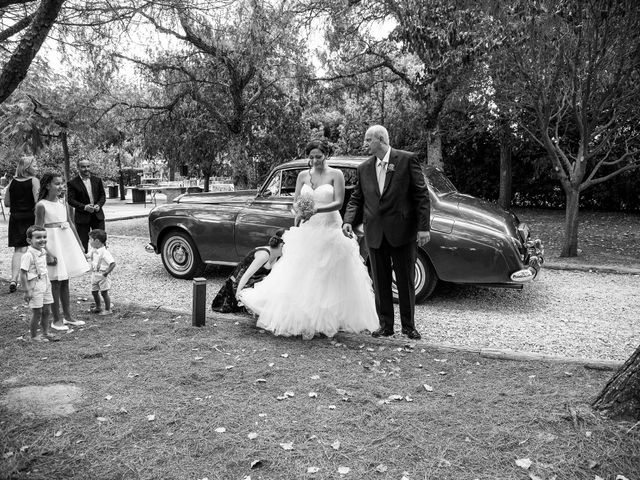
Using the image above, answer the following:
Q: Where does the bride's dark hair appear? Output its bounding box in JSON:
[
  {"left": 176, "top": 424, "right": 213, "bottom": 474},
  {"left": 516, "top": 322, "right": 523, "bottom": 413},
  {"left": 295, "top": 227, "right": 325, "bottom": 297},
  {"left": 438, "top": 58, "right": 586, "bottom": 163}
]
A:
[
  {"left": 304, "top": 139, "right": 330, "bottom": 157},
  {"left": 268, "top": 229, "right": 285, "bottom": 248}
]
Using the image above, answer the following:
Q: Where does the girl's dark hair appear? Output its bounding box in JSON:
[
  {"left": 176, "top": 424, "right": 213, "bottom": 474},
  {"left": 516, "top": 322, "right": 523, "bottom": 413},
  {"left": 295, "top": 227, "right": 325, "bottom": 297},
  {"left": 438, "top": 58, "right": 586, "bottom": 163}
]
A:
[
  {"left": 304, "top": 139, "right": 330, "bottom": 157},
  {"left": 38, "top": 172, "right": 62, "bottom": 201},
  {"left": 268, "top": 229, "right": 285, "bottom": 248}
]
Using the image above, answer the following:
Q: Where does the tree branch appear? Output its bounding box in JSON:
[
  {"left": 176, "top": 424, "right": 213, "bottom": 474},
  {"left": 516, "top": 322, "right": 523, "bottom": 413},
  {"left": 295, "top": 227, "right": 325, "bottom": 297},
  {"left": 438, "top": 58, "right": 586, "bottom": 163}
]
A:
[{"left": 0, "top": 13, "right": 34, "bottom": 43}]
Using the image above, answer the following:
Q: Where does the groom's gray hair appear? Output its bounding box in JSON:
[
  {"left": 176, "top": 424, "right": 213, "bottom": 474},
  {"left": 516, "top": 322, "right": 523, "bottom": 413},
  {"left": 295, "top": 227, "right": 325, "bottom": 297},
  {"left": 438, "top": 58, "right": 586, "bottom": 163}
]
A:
[{"left": 367, "top": 125, "right": 389, "bottom": 145}]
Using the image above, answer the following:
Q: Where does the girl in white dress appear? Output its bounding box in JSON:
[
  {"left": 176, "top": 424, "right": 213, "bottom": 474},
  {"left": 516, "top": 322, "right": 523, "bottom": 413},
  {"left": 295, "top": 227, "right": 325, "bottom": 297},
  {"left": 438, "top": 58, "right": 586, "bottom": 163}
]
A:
[
  {"left": 239, "top": 140, "right": 378, "bottom": 339},
  {"left": 35, "top": 173, "right": 90, "bottom": 331}
]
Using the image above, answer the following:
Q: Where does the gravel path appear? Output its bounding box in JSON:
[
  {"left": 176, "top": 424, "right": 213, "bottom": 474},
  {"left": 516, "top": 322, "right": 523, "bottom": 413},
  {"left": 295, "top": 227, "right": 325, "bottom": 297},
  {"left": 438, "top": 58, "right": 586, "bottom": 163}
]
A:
[{"left": 1, "top": 233, "right": 638, "bottom": 362}]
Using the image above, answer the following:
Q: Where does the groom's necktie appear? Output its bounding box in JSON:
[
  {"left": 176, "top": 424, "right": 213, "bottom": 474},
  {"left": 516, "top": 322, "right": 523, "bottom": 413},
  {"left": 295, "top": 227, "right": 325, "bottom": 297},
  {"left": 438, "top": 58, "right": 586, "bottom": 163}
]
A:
[{"left": 377, "top": 159, "right": 387, "bottom": 194}]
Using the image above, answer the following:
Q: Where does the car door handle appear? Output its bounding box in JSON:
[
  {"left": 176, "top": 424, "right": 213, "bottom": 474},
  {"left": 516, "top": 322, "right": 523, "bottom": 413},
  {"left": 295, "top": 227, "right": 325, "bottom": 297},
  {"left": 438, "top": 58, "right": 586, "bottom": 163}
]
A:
[{"left": 440, "top": 246, "right": 458, "bottom": 251}]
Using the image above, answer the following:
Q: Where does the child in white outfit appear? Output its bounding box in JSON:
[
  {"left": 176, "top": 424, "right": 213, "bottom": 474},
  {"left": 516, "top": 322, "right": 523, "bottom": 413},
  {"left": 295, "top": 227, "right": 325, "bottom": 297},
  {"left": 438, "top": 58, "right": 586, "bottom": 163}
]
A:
[
  {"left": 86, "top": 229, "right": 116, "bottom": 315},
  {"left": 20, "top": 226, "right": 55, "bottom": 341}
]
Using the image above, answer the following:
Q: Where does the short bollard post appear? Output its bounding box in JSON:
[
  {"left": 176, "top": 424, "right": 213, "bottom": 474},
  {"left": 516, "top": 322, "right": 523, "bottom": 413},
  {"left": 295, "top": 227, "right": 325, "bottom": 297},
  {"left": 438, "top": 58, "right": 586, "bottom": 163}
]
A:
[{"left": 192, "top": 277, "right": 207, "bottom": 327}]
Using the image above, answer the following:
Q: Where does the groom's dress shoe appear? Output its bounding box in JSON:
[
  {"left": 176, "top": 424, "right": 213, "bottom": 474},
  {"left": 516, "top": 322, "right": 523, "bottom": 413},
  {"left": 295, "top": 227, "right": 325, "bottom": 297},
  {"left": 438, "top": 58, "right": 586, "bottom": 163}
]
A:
[
  {"left": 402, "top": 328, "right": 422, "bottom": 340},
  {"left": 372, "top": 328, "right": 394, "bottom": 337}
]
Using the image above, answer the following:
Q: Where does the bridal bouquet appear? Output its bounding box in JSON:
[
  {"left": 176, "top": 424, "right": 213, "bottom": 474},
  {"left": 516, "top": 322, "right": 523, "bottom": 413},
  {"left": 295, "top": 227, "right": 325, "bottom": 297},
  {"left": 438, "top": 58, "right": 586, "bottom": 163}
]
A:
[{"left": 293, "top": 193, "right": 316, "bottom": 222}]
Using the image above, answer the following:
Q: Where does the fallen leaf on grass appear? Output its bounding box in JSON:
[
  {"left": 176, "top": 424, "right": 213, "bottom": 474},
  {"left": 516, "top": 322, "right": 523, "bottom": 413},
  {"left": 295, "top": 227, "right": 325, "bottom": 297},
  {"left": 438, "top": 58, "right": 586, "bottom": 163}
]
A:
[
  {"left": 310, "top": 375, "right": 320, "bottom": 380},
  {"left": 515, "top": 458, "right": 532, "bottom": 470},
  {"left": 284, "top": 391, "right": 295, "bottom": 397},
  {"left": 615, "top": 476, "right": 630, "bottom": 480},
  {"left": 375, "top": 464, "right": 388, "bottom": 473},
  {"left": 280, "top": 353, "right": 289, "bottom": 358},
  {"left": 3, "top": 452, "right": 13, "bottom": 459},
  {"left": 247, "top": 432, "right": 258, "bottom": 440},
  {"left": 255, "top": 378, "right": 267, "bottom": 383},
  {"left": 268, "top": 363, "right": 274, "bottom": 367},
  {"left": 96, "top": 417, "right": 108, "bottom": 423},
  {"left": 328, "top": 405, "right": 336, "bottom": 410},
  {"left": 250, "top": 459, "right": 263, "bottom": 469},
  {"left": 105, "top": 395, "right": 112, "bottom": 400},
  {"left": 147, "top": 414, "right": 155, "bottom": 422},
  {"left": 225, "top": 365, "right": 234, "bottom": 370},
  {"left": 423, "top": 384, "right": 434, "bottom": 392},
  {"left": 405, "top": 396, "right": 413, "bottom": 402},
  {"left": 280, "top": 442, "right": 293, "bottom": 450},
  {"left": 276, "top": 395, "right": 287, "bottom": 400},
  {"left": 446, "top": 392, "right": 456, "bottom": 397},
  {"left": 309, "top": 392, "right": 317, "bottom": 398},
  {"left": 194, "top": 357, "right": 204, "bottom": 361},
  {"left": 331, "top": 440, "right": 341, "bottom": 450},
  {"left": 307, "top": 467, "right": 320, "bottom": 473},
  {"left": 127, "top": 372, "right": 139, "bottom": 378},
  {"left": 54, "top": 430, "right": 63, "bottom": 437},
  {"left": 336, "top": 388, "right": 348, "bottom": 395},
  {"left": 215, "top": 427, "right": 226, "bottom": 433},
  {"left": 337, "top": 466, "right": 350, "bottom": 475}
]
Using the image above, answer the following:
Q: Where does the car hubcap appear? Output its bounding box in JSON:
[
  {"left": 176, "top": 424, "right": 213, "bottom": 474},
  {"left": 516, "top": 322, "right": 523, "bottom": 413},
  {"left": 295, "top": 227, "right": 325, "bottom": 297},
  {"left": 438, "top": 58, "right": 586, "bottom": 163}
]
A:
[{"left": 165, "top": 238, "right": 192, "bottom": 273}]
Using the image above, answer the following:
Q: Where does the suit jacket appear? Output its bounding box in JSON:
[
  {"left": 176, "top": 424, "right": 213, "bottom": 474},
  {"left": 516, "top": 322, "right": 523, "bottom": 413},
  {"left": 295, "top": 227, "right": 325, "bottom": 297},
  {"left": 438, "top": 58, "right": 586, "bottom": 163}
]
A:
[
  {"left": 67, "top": 175, "right": 106, "bottom": 225},
  {"left": 343, "top": 148, "right": 430, "bottom": 249}
]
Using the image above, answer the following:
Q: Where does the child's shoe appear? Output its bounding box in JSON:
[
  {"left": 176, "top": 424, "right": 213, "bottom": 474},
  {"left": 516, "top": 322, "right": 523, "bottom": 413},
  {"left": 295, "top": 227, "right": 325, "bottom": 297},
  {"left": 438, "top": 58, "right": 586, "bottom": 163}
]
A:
[
  {"left": 89, "top": 306, "right": 102, "bottom": 313},
  {"left": 31, "top": 335, "right": 49, "bottom": 342},
  {"left": 63, "top": 318, "right": 86, "bottom": 326},
  {"left": 44, "top": 333, "right": 60, "bottom": 342},
  {"left": 98, "top": 309, "right": 112, "bottom": 316},
  {"left": 50, "top": 322, "right": 69, "bottom": 332}
]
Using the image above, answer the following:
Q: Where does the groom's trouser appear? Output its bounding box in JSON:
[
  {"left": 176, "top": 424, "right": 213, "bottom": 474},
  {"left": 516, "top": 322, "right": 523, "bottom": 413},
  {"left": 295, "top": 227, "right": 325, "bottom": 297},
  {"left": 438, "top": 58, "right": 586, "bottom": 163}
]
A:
[{"left": 368, "top": 236, "right": 416, "bottom": 331}]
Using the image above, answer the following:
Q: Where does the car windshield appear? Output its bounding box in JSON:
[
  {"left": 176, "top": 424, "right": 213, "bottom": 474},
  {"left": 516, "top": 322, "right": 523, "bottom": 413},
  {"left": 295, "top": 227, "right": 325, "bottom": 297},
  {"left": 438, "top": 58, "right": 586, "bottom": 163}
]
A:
[{"left": 425, "top": 168, "right": 457, "bottom": 196}]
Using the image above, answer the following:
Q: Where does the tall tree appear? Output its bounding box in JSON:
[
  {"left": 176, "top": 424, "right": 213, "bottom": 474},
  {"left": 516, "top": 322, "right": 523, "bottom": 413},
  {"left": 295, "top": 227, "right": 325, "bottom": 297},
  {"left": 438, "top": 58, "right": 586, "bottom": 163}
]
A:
[
  {"left": 499, "top": 0, "right": 640, "bottom": 257},
  {"left": 315, "top": 0, "right": 502, "bottom": 166},
  {"left": 0, "top": 0, "right": 66, "bottom": 104}
]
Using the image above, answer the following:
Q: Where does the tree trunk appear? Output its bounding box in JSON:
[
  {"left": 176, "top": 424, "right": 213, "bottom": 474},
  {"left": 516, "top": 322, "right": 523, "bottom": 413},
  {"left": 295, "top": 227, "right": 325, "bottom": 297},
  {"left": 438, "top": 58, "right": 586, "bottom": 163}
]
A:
[
  {"left": 0, "top": 0, "right": 66, "bottom": 104},
  {"left": 427, "top": 124, "right": 444, "bottom": 169},
  {"left": 117, "top": 151, "right": 126, "bottom": 201},
  {"left": 593, "top": 344, "right": 640, "bottom": 421},
  {"left": 61, "top": 131, "right": 70, "bottom": 182},
  {"left": 560, "top": 187, "right": 580, "bottom": 257},
  {"left": 498, "top": 138, "right": 512, "bottom": 210}
]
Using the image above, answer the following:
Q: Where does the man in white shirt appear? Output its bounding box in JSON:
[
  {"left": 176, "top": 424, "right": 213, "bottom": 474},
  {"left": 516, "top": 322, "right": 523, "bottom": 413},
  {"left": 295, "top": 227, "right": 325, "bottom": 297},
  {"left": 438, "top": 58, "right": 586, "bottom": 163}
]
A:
[{"left": 67, "top": 159, "right": 106, "bottom": 252}]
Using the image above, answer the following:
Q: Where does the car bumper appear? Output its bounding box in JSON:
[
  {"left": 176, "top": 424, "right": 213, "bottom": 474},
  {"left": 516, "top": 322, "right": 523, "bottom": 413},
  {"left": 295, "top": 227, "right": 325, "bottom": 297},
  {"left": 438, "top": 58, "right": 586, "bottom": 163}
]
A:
[
  {"left": 145, "top": 243, "right": 157, "bottom": 254},
  {"left": 510, "top": 238, "right": 544, "bottom": 283}
]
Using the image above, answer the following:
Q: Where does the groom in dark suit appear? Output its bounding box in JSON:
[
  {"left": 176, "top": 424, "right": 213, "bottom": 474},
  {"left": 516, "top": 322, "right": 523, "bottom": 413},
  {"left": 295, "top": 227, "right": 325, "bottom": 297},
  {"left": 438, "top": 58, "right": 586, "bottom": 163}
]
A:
[
  {"left": 67, "top": 159, "right": 106, "bottom": 252},
  {"left": 343, "top": 125, "right": 430, "bottom": 340}
]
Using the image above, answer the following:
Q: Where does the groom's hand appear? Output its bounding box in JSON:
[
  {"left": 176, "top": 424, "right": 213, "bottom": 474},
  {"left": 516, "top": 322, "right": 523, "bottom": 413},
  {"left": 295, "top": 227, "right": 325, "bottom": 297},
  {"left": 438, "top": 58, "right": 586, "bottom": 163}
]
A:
[
  {"left": 417, "top": 231, "right": 430, "bottom": 247},
  {"left": 342, "top": 223, "right": 353, "bottom": 238}
]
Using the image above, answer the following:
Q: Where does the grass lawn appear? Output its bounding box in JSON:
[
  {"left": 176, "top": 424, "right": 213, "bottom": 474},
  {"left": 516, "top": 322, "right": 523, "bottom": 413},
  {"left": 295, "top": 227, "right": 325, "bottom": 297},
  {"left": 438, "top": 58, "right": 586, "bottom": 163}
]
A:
[{"left": 1, "top": 297, "right": 638, "bottom": 479}]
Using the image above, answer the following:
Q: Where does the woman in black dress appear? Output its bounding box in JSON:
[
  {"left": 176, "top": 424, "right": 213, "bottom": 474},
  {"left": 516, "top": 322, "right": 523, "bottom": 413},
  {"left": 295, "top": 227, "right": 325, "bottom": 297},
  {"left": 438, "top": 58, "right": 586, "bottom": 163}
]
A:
[
  {"left": 4, "top": 157, "right": 39, "bottom": 292},
  {"left": 211, "top": 230, "right": 285, "bottom": 313}
]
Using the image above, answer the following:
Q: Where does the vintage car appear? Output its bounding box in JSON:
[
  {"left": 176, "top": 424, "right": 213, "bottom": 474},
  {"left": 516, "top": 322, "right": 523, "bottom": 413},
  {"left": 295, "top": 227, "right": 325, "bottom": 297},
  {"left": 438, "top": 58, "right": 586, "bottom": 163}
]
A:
[{"left": 147, "top": 156, "right": 543, "bottom": 302}]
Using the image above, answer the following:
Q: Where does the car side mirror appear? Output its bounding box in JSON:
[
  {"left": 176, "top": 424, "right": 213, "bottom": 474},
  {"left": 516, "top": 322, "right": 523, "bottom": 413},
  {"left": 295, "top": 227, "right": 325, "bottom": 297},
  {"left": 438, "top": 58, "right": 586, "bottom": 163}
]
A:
[{"left": 259, "top": 190, "right": 273, "bottom": 198}]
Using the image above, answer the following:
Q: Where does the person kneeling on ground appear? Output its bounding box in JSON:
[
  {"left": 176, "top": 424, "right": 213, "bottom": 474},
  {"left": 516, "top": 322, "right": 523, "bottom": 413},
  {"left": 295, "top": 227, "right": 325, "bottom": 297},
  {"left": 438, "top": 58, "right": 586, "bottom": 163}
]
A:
[{"left": 86, "top": 229, "right": 116, "bottom": 315}]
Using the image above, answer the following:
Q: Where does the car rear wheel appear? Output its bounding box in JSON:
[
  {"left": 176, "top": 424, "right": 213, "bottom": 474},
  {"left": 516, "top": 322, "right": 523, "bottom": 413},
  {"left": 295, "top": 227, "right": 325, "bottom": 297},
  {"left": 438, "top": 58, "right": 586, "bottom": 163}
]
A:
[
  {"left": 392, "top": 251, "right": 438, "bottom": 303},
  {"left": 160, "top": 230, "right": 206, "bottom": 279}
]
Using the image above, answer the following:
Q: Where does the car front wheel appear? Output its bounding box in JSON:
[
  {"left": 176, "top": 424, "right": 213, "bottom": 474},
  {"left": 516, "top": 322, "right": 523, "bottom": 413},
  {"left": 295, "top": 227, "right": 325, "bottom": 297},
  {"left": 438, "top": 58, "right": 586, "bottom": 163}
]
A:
[
  {"left": 160, "top": 230, "right": 206, "bottom": 279},
  {"left": 392, "top": 251, "right": 438, "bottom": 303}
]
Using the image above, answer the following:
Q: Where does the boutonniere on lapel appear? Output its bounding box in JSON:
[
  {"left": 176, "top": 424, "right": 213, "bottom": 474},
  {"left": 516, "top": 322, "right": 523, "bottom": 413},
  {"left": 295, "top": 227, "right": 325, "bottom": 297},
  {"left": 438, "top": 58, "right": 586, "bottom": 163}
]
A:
[{"left": 387, "top": 163, "right": 396, "bottom": 173}]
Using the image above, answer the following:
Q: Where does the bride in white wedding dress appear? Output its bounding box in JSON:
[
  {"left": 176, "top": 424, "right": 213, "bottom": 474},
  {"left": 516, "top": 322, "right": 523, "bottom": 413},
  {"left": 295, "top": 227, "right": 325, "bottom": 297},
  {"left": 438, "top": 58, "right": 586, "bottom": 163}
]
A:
[{"left": 239, "top": 140, "right": 378, "bottom": 340}]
